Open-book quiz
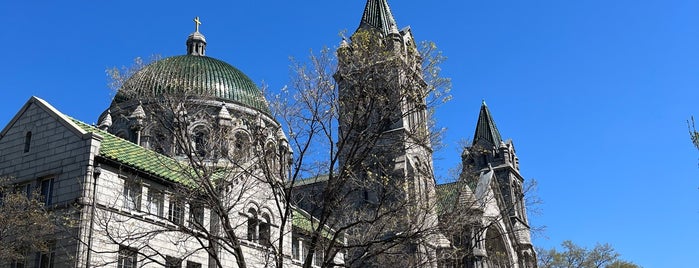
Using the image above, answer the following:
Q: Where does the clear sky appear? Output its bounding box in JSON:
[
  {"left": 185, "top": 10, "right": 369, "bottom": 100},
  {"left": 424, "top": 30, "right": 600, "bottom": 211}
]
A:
[{"left": 1, "top": 0, "right": 698, "bottom": 267}]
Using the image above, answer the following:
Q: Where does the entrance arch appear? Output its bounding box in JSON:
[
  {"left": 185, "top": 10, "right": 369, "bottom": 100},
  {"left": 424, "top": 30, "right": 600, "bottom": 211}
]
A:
[{"left": 484, "top": 225, "right": 512, "bottom": 268}]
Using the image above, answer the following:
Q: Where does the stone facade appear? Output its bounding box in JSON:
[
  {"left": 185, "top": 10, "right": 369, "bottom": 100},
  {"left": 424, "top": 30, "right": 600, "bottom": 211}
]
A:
[
  {"left": 0, "top": 1, "right": 536, "bottom": 267},
  {"left": 0, "top": 97, "right": 317, "bottom": 267}
]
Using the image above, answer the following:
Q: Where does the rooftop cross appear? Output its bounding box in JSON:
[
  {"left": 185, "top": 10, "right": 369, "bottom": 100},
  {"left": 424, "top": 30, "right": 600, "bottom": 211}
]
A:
[{"left": 194, "top": 16, "right": 201, "bottom": 32}]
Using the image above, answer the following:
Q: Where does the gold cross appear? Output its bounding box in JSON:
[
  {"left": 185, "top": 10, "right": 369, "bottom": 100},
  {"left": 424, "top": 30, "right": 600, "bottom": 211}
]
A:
[{"left": 194, "top": 16, "right": 201, "bottom": 32}]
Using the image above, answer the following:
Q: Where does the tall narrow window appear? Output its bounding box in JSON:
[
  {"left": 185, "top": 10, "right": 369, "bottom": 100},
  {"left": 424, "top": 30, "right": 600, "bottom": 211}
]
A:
[
  {"left": 193, "top": 127, "right": 208, "bottom": 157},
  {"left": 24, "top": 131, "right": 31, "bottom": 153},
  {"left": 259, "top": 213, "right": 271, "bottom": 247},
  {"left": 117, "top": 246, "right": 137, "bottom": 268},
  {"left": 40, "top": 178, "right": 54, "bottom": 206},
  {"left": 147, "top": 190, "right": 164, "bottom": 217},
  {"left": 247, "top": 208, "right": 258, "bottom": 242},
  {"left": 313, "top": 247, "right": 324, "bottom": 267},
  {"left": 232, "top": 131, "right": 250, "bottom": 161},
  {"left": 122, "top": 180, "right": 141, "bottom": 211},
  {"left": 292, "top": 237, "right": 300, "bottom": 261},
  {"left": 189, "top": 204, "right": 204, "bottom": 228},
  {"left": 37, "top": 241, "right": 55, "bottom": 268},
  {"left": 169, "top": 200, "right": 184, "bottom": 225}
]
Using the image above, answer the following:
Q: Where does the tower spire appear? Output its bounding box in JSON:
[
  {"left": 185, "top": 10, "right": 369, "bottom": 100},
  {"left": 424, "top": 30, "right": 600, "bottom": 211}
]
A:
[
  {"left": 357, "top": 0, "right": 400, "bottom": 37},
  {"left": 473, "top": 101, "right": 503, "bottom": 147}
]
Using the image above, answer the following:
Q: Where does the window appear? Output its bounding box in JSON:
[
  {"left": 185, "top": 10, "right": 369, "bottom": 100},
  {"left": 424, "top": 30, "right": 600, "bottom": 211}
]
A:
[
  {"left": 259, "top": 213, "right": 271, "bottom": 247},
  {"left": 40, "top": 178, "right": 54, "bottom": 206},
  {"left": 232, "top": 131, "right": 250, "bottom": 161},
  {"left": 15, "top": 183, "right": 31, "bottom": 198},
  {"left": 122, "top": 180, "right": 141, "bottom": 210},
  {"left": 246, "top": 208, "right": 272, "bottom": 246},
  {"left": 11, "top": 260, "right": 26, "bottom": 268},
  {"left": 147, "top": 190, "right": 164, "bottom": 217},
  {"left": 313, "top": 248, "right": 324, "bottom": 267},
  {"left": 24, "top": 131, "right": 31, "bottom": 153},
  {"left": 169, "top": 200, "right": 184, "bottom": 225},
  {"left": 165, "top": 256, "right": 182, "bottom": 268},
  {"left": 292, "top": 237, "right": 300, "bottom": 260},
  {"left": 189, "top": 204, "right": 204, "bottom": 228},
  {"left": 37, "top": 241, "right": 55, "bottom": 268},
  {"left": 193, "top": 127, "right": 209, "bottom": 157},
  {"left": 247, "top": 208, "right": 259, "bottom": 242},
  {"left": 301, "top": 240, "right": 310, "bottom": 265},
  {"left": 186, "top": 261, "right": 202, "bottom": 268},
  {"left": 117, "top": 246, "right": 137, "bottom": 268},
  {"left": 11, "top": 250, "right": 28, "bottom": 268}
]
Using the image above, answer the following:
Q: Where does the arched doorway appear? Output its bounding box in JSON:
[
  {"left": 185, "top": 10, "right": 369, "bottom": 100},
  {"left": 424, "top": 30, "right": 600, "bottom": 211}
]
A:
[{"left": 484, "top": 225, "right": 511, "bottom": 268}]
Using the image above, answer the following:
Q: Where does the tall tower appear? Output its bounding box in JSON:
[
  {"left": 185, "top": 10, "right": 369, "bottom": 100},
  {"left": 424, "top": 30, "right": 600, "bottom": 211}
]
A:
[
  {"left": 461, "top": 101, "right": 536, "bottom": 267},
  {"left": 334, "top": 0, "right": 443, "bottom": 267}
]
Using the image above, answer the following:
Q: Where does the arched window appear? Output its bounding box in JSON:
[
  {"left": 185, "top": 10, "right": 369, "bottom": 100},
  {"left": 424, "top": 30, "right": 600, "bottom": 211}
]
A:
[
  {"left": 247, "top": 208, "right": 258, "bottom": 242},
  {"left": 192, "top": 126, "right": 209, "bottom": 157},
  {"left": 259, "top": 213, "right": 271, "bottom": 247},
  {"left": 232, "top": 131, "right": 250, "bottom": 162},
  {"left": 246, "top": 207, "right": 272, "bottom": 247},
  {"left": 24, "top": 131, "right": 31, "bottom": 153}
]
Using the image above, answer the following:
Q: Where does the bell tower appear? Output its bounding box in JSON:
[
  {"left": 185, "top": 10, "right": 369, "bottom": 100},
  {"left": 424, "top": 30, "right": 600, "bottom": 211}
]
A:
[
  {"left": 460, "top": 101, "right": 536, "bottom": 267},
  {"left": 334, "top": 0, "right": 443, "bottom": 267}
]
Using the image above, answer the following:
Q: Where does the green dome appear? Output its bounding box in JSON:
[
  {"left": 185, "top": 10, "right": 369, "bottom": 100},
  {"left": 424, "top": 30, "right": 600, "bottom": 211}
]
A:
[{"left": 115, "top": 55, "right": 270, "bottom": 114}]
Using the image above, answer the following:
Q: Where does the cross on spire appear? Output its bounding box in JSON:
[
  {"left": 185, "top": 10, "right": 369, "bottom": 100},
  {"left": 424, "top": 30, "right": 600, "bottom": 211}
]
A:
[{"left": 194, "top": 16, "right": 201, "bottom": 32}]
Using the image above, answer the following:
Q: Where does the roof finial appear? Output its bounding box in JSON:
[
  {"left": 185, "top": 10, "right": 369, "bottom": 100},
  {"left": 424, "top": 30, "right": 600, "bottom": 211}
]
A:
[
  {"left": 194, "top": 16, "right": 202, "bottom": 32},
  {"left": 482, "top": 99, "right": 486, "bottom": 106},
  {"left": 186, "top": 17, "right": 207, "bottom": 56}
]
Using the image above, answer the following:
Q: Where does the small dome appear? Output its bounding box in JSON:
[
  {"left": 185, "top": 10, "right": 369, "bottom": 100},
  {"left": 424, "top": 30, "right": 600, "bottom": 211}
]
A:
[{"left": 114, "top": 55, "right": 270, "bottom": 114}]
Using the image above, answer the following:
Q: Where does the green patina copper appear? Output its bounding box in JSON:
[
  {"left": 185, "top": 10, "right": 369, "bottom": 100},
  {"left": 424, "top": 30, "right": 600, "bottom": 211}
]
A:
[
  {"left": 114, "top": 55, "right": 270, "bottom": 115},
  {"left": 71, "top": 119, "right": 190, "bottom": 184}
]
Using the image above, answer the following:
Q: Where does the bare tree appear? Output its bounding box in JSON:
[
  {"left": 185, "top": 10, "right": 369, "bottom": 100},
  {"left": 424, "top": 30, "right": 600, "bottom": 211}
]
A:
[
  {"left": 280, "top": 29, "right": 452, "bottom": 268},
  {"left": 0, "top": 179, "right": 58, "bottom": 264},
  {"left": 89, "top": 27, "right": 454, "bottom": 268}
]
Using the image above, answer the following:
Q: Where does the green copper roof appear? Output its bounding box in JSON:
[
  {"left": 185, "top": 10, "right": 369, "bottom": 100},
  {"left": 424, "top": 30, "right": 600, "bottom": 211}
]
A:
[
  {"left": 292, "top": 207, "right": 339, "bottom": 240},
  {"left": 70, "top": 119, "right": 189, "bottom": 184},
  {"left": 473, "top": 101, "right": 503, "bottom": 147},
  {"left": 115, "top": 55, "right": 270, "bottom": 115},
  {"left": 435, "top": 181, "right": 477, "bottom": 215},
  {"left": 357, "top": 0, "right": 399, "bottom": 36}
]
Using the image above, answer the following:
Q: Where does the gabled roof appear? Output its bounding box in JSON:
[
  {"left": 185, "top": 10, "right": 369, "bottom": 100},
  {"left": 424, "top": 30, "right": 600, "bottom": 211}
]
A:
[
  {"left": 472, "top": 101, "right": 503, "bottom": 147},
  {"left": 357, "top": 0, "right": 400, "bottom": 36},
  {"left": 435, "top": 180, "right": 478, "bottom": 214},
  {"left": 0, "top": 96, "right": 94, "bottom": 141},
  {"left": 2, "top": 96, "right": 188, "bottom": 184}
]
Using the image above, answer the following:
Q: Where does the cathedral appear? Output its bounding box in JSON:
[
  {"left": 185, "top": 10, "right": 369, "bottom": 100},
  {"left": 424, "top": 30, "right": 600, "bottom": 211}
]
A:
[{"left": 0, "top": 0, "right": 535, "bottom": 267}]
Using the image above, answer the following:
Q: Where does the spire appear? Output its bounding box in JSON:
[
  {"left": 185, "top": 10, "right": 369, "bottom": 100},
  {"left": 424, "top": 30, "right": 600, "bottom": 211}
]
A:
[
  {"left": 357, "top": 0, "right": 400, "bottom": 37},
  {"left": 98, "top": 110, "right": 112, "bottom": 130},
  {"left": 472, "top": 101, "right": 503, "bottom": 147},
  {"left": 186, "top": 16, "right": 207, "bottom": 56}
]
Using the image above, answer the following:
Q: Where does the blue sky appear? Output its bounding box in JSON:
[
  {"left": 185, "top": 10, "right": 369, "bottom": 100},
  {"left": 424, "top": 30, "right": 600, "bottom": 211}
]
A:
[{"left": 1, "top": 0, "right": 698, "bottom": 266}]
